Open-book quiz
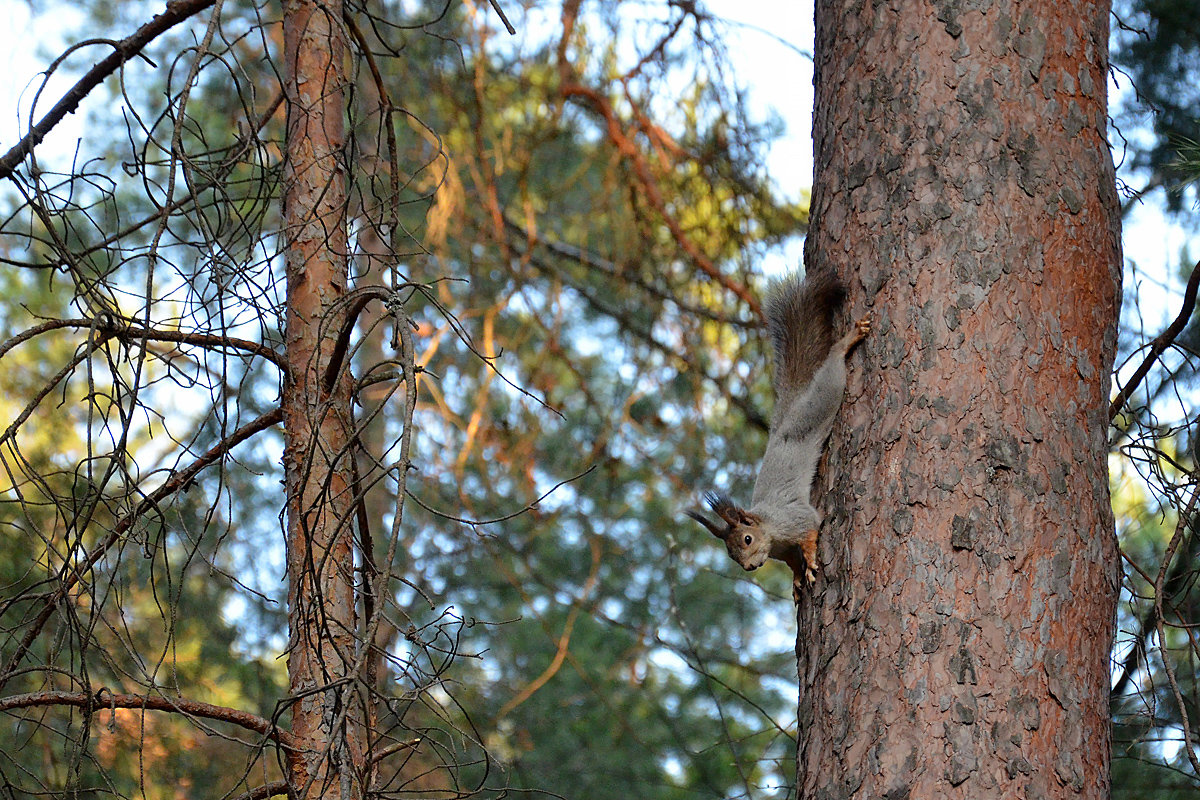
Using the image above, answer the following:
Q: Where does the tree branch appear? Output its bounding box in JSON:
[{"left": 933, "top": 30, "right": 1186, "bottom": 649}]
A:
[
  {"left": 0, "top": 317, "right": 287, "bottom": 373},
  {"left": 1110, "top": 257, "right": 1200, "bottom": 423},
  {"left": 0, "top": 0, "right": 218, "bottom": 181},
  {"left": 1111, "top": 526, "right": 1197, "bottom": 699},
  {"left": 516, "top": 247, "right": 770, "bottom": 432},
  {"left": 1153, "top": 487, "right": 1200, "bottom": 776},
  {"left": 561, "top": 82, "right": 762, "bottom": 317},
  {"left": 502, "top": 215, "right": 754, "bottom": 327},
  {"left": 0, "top": 407, "right": 284, "bottom": 692},
  {"left": 0, "top": 690, "right": 295, "bottom": 750}
]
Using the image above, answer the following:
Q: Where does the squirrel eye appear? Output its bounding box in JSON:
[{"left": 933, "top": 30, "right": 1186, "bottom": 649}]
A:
[{"left": 743, "top": 534, "right": 753, "bottom": 546}]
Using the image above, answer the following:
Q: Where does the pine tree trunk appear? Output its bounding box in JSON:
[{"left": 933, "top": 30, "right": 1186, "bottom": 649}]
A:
[
  {"left": 281, "top": 0, "right": 365, "bottom": 795},
  {"left": 797, "top": 1, "right": 1121, "bottom": 797}
]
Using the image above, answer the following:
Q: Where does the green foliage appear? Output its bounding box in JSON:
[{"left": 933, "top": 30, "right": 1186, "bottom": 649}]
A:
[
  {"left": 0, "top": 0, "right": 809, "bottom": 797},
  {"left": 1114, "top": 0, "right": 1200, "bottom": 212}
]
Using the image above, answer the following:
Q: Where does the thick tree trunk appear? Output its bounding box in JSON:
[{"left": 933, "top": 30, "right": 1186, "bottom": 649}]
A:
[
  {"left": 281, "top": 1, "right": 365, "bottom": 796},
  {"left": 797, "top": 1, "right": 1121, "bottom": 797}
]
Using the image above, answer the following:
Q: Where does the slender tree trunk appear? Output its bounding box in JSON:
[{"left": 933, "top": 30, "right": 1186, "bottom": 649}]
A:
[
  {"left": 281, "top": 1, "right": 365, "bottom": 796},
  {"left": 797, "top": 1, "right": 1121, "bottom": 797}
]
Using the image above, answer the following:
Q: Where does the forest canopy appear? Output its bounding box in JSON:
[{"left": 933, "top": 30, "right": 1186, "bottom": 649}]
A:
[{"left": 0, "top": 0, "right": 1196, "bottom": 797}]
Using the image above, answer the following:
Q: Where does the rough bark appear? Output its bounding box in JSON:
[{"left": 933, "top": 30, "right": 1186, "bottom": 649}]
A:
[
  {"left": 281, "top": 0, "right": 365, "bottom": 796},
  {"left": 797, "top": 1, "right": 1121, "bottom": 798}
]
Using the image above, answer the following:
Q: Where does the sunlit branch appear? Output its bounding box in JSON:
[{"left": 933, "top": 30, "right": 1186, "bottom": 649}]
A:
[
  {"left": 561, "top": 82, "right": 762, "bottom": 317},
  {"left": 0, "top": 690, "right": 295, "bottom": 750},
  {"left": 369, "top": 738, "right": 421, "bottom": 764}
]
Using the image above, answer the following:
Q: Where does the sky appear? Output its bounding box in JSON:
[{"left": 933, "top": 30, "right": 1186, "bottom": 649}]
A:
[
  {"left": 708, "top": 0, "right": 817, "bottom": 194},
  {"left": 0, "top": 2, "right": 814, "bottom": 198},
  {"left": 1, "top": 4, "right": 87, "bottom": 156}
]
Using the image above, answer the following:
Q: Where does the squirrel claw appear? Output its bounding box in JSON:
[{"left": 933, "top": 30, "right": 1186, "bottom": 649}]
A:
[
  {"left": 792, "top": 565, "right": 817, "bottom": 604},
  {"left": 853, "top": 316, "right": 871, "bottom": 343}
]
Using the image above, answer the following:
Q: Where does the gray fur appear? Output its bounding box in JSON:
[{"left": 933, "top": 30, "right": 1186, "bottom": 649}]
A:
[{"left": 687, "top": 271, "right": 867, "bottom": 586}]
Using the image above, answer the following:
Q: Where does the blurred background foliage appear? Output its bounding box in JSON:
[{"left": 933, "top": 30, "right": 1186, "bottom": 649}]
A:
[
  {"left": 0, "top": 0, "right": 805, "bottom": 797},
  {"left": 0, "top": 0, "right": 1200, "bottom": 797}
]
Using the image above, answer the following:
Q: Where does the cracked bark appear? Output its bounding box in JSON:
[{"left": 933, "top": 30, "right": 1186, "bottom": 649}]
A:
[{"left": 797, "top": 1, "right": 1121, "bottom": 797}]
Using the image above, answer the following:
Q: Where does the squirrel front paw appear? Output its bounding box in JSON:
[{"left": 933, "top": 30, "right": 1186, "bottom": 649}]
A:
[
  {"left": 800, "top": 530, "right": 818, "bottom": 582},
  {"left": 787, "top": 531, "right": 820, "bottom": 603}
]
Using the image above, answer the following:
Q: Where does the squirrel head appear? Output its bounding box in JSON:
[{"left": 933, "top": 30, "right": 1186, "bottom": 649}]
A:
[{"left": 686, "top": 491, "right": 771, "bottom": 571}]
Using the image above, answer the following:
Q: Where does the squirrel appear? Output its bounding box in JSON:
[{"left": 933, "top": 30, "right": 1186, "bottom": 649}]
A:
[{"left": 687, "top": 272, "right": 869, "bottom": 596}]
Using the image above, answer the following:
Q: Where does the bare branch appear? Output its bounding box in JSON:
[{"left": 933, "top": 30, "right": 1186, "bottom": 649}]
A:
[
  {"left": 0, "top": 316, "right": 287, "bottom": 373},
  {"left": 0, "top": 0, "right": 217, "bottom": 181},
  {"left": 1110, "top": 257, "right": 1200, "bottom": 422},
  {"left": 486, "top": 0, "right": 517, "bottom": 35},
  {"left": 1153, "top": 486, "right": 1200, "bottom": 775},
  {"left": 0, "top": 690, "right": 295, "bottom": 750},
  {"left": 0, "top": 407, "right": 283, "bottom": 692},
  {"left": 560, "top": 82, "right": 762, "bottom": 317}
]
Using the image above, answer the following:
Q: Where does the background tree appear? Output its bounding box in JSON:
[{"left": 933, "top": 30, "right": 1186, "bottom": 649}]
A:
[
  {"left": 795, "top": 0, "right": 1121, "bottom": 797},
  {"left": 0, "top": 0, "right": 810, "bottom": 797},
  {"left": 1112, "top": 0, "right": 1200, "bottom": 210}
]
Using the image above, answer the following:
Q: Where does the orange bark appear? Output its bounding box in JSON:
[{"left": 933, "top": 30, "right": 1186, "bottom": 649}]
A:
[
  {"left": 798, "top": 1, "right": 1120, "bottom": 797},
  {"left": 281, "top": 0, "right": 365, "bottom": 796}
]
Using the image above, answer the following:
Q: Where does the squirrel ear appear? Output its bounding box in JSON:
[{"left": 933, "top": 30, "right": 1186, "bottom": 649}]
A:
[
  {"left": 737, "top": 509, "right": 762, "bottom": 526},
  {"left": 686, "top": 509, "right": 731, "bottom": 540}
]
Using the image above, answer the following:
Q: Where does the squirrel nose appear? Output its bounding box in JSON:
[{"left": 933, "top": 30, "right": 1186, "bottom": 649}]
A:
[{"left": 746, "top": 564, "right": 758, "bottom": 571}]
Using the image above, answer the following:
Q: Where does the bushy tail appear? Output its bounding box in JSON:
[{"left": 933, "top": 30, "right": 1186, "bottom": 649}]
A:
[{"left": 764, "top": 272, "right": 845, "bottom": 407}]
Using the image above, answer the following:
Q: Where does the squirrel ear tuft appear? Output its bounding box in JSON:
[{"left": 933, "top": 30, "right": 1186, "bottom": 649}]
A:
[
  {"left": 703, "top": 492, "right": 750, "bottom": 528},
  {"left": 686, "top": 508, "right": 730, "bottom": 540},
  {"left": 702, "top": 491, "right": 733, "bottom": 513}
]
